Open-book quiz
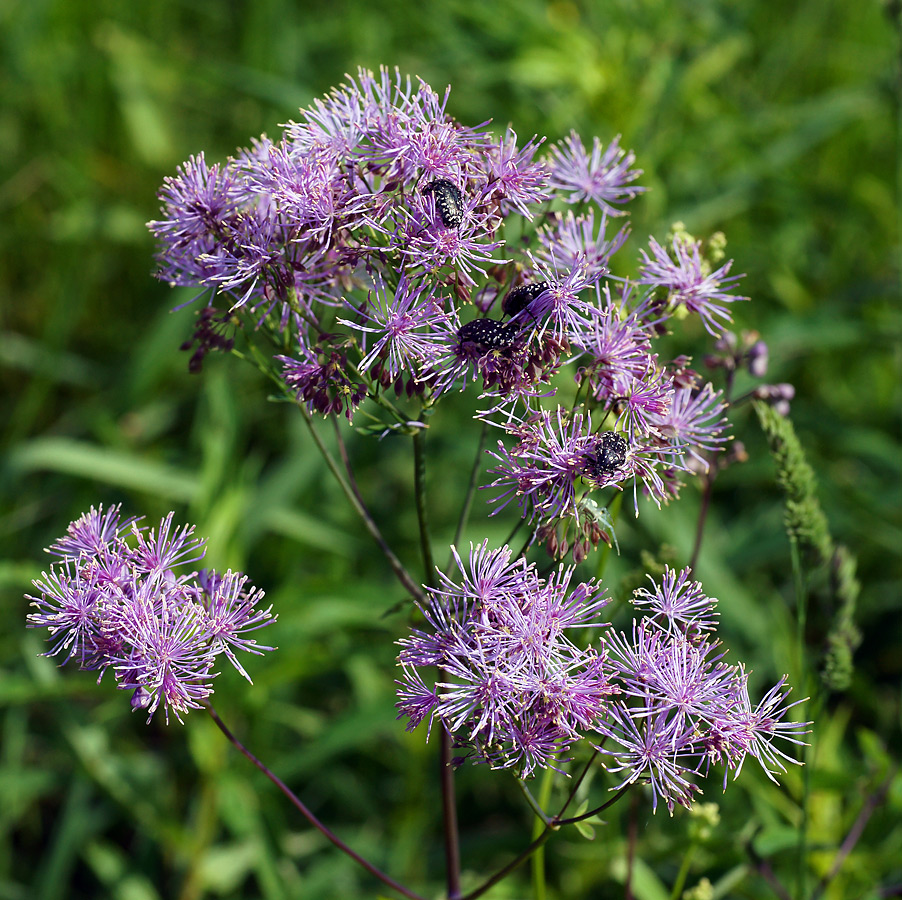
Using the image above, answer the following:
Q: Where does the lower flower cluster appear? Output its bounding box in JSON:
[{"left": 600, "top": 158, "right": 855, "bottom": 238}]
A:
[
  {"left": 396, "top": 542, "right": 615, "bottom": 774},
  {"left": 397, "top": 545, "right": 809, "bottom": 812},
  {"left": 26, "top": 506, "right": 276, "bottom": 723}
]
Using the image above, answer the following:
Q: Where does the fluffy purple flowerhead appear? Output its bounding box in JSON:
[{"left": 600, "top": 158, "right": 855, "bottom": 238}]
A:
[
  {"left": 597, "top": 569, "right": 809, "bottom": 813},
  {"left": 396, "top": 541, "right": 615, "bottom": 776},
  {"left": 638, "top": 235, "right": 747, "bottom": 337},
  {"left": 546, "top": 131, "right": 645, "bottom": 215},
  {"left": 27, "top": 506, "right": 276, "bottom": 724}
]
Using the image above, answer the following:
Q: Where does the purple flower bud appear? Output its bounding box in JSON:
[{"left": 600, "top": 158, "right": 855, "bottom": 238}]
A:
[
  {"left": 747, "top": 339, "right": 768, "bottom": 377},
  {"left": 714, "top": 331, "right": 738, "bottom": 354},
  {"left": 754, "top": 382, "right": 795, "bottom": 415}
]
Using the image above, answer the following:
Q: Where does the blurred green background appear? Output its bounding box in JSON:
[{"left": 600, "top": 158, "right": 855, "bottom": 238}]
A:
[{"left": 2, "top": 1, "right": 900, "bottom": 898}]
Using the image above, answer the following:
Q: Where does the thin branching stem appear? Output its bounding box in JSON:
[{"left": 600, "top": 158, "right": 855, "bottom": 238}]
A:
[
  {"left": 811, "top": 768, "right": 895, "bottom": 899},
  {"left": 413, "top": 427, "right": 437, "bottom": 583},
  {"left": 746, "top": 838, "right": 793, "bottom": 900},
  {"left": 790, "top": 537, "right": 809, "bottom": 900},
  {"left": 559, "top": 748, "right": 600, "bottom": 818},
  {"left": 530, "top": 767, "right": 555, "bottom": 900},
  {"left": 688, "top": 363, "right": 736, "bottom": 570},
  {"left": 294, "top": 405, "right": 425, "bottom": 603},
  {"left": 461, "top": 783, "right": 632, "bottom": 900},
  {"left": 555, "top": 783, "right": 631, "bottom": 826},
  {"left": 688, "top": 464, "right": 716, "bottom": 571},
  {"left": 329, "top": 419, "right": 425, "bottom": 608},
  {"left": 447, "top": 419, "right": 489, "bottom": 568},
  {"left": 440, "top": 728, "right": 462, "bottom": 900},
  {"left": 458, "top": 829, "right": 555, "bottom": 900},
  {"left": 412, "top": 426, "right": 461, "bottom": 899},
  {"left": 670, "top": 842, "right": 698, "bottom": 900},
  {"left": 625, "top": 787, "right": 638, "bottom": 900},
  {"left": 517, "top": 776, "right": 553, "bottom": 826},
  {"left": 513, "top": 524, "right": 537, "bottom": 561},
  {"left": 232, "top": 346, "right": 425, "bottom": 604},
  {"left": 205, "top": 704, "right": 426, "bottom": 900}
]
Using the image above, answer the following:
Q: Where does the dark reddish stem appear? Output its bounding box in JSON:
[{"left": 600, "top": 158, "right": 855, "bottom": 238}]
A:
[
  {"left": 689, "top": 465, "right": 716, "bottom": 571},
  {"left": 458, "top": 784, "right": 632, "bottom": 900},
  {"left": 441, "top": 727, "right": 462, "bottom": 899},
  {"left": 331, "top": 418, "right": 426, "bottom": 605},
  {"left": 205, "top": 703, "right": 426, "bottom": 900},
  {"left": 811, "top": 768, "right": 895, "bottom": 899},
  {"left": 689, "top": 365, "right": 736, "bottom": 570},
  {"left": 413, "top": 427, "right": 462, "bottom": 898},
  {"left": 625, "top": 788, "right": 638, "bottom": 900}
]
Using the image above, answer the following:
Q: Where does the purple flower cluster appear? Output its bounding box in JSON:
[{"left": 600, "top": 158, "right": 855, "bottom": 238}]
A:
[
  {"left": 396, "top": 542, "right": 615, "bottom": 775},
  {"left": 26, "top": 506, "right": 276, "bottom": 723},
  {"left": 638, "top": 233, "right": 746, "bottom": 337},
  {"left": 149, "top": 69, "right": 749, "bottom": 553},
  {"left": 397, "top": 553, "right": 808, "bottom": 810},
  {"left": 601, "top": 566, "right": 808, "bottom": 813}
]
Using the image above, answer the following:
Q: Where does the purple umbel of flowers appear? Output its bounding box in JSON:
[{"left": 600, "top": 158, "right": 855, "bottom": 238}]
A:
[
  {"left": 600, "top": 566, "right": 809, "bottom": 813},
  {"left": 397, "top": 554, "right": 808, "bottom": 808},
  {"left": 148, "top": 68, "right": 750, "bottom": 558},
  {"left": 397, "top": 553, "right": 808, "bottom": 805},
  {"left": 26, "top": 505, "right": 276, "bottom": 724},
  {"left": 638, "top": 231, "right": 747, "bottom": 337},
  {"left": 396, "top": 542, "right": 616, "bottom": 776}
]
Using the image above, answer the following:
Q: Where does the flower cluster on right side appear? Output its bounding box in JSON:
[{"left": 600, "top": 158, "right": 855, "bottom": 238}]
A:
[{"left": 397, "top": 545, "right": 808, "bottom": 813}]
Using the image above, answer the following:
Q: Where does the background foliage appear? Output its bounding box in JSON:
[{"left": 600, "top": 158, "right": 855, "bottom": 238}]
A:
[{"left": 1, "top": 1, "right": 900, "bottom": 898}]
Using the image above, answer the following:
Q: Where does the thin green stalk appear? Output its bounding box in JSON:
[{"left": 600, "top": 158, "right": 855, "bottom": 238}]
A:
[
  {"left": 459, "top": 829, "right": 555, "bottom": 900},
  {"left": 625, "top": 788, "right": 638, "bottom": 900},
  {"left": 518, "top": 776, "right": 553, "bottom": 826},
  {"left": 594, "top": 490, "right": 622, "bottom": 581},
  {"left": 292, "top": 405, "right": 425, "bottom": 603},
  {"left": 512, "top": 521, "right": 536, "bottom": 561},
  {"left": 688, "top": 463, "right": 716, "bottom": 572},
  {"left": 790, "top": 538, "right": 809, "bottom": 900},
  {"left": 810, "top": 767, "right": 895, "bottom": 900},
  {"left": 329, "top": 418, "right": 426, "bottom": 608},
  {"left": 688, "top": 364, "right": 737, "bottom": 571},
  {"left": 447, "top": 419, "right": 489, "bottom": 568},
  {"left": 440, "top": 727, "right": 462, "bottom": 900},
  {"left": 791, "top": 539, "right": 807, "bottom": 677},
  {"left": 413, "top": 427, "right": 437, "bottom": 583},
  {"left": 555, "top": 784, "right": 631, "bottom": 827},
  {"left": 460, "top": 780, "right": 632, "bottom": 900},
  {"left": 669, "top": 843, "right": 697, "bottom": 900},
  {"left": 559, "top": 749, "right": 599, "bottom": 818}
]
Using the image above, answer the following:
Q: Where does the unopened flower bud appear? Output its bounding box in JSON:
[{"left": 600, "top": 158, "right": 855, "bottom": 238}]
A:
[
  {"left": 714, "top": 330, "right": 738, "bottom": 355},
  {"left": 727, "top": 440, "right": 748, "bottom": 464},
  {"left": 747, "top": 340, "right": 768, "bottom": 377}
]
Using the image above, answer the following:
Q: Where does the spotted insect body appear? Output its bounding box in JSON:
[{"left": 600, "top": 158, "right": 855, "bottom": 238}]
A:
[
  {"left": 457, "top": 317, "right": 519, "bottom": 352},
  {"left": 502, "top": 281, "right": 550, "bottom": 318},
  {"left": 583, "top": 432, "right": 628, "bottom": 480},
  {"left": 423, "top": 178, "right": 464, "bottom": 229}
]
